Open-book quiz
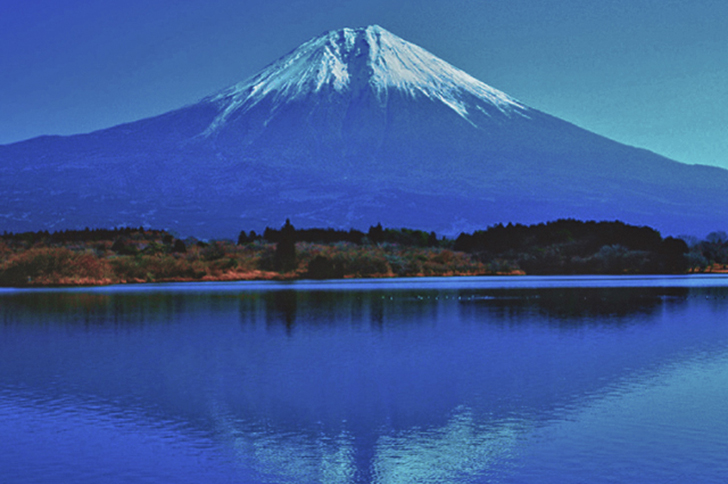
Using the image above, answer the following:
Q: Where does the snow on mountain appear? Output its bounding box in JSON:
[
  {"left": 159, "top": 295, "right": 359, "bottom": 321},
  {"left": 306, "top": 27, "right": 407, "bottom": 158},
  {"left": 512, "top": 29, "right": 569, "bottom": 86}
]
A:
[{"left": 203, "top": 25, "right": 528, "bottom": 135}]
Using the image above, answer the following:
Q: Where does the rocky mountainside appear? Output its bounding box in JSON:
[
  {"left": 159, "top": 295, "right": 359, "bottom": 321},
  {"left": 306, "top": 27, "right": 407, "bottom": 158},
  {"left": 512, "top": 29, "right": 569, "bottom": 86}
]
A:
[{"left": 2, "top": 25, "right": 727, "bottom": 237}]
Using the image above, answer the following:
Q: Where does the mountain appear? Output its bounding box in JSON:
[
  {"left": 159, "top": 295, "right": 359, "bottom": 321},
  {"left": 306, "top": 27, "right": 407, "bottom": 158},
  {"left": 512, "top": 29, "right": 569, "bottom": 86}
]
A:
[{"left": 2, "top": 24, "right": 728, "bottom": 238}]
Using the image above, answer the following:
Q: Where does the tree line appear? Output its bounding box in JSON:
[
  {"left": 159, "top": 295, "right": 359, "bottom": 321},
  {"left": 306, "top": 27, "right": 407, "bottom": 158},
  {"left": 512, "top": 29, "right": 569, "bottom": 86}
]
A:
[
  {"left": 451, "top": 219, "right": 690, "bottom": 274},
  {"left": 238, "top": 223, "right": 442, "bottom": 248},
  {"left": 240, "top": 218, "right": 691, "bottom": 276},
  {"left": 3, "top": 218, "right": 727, "bottom": 286}
]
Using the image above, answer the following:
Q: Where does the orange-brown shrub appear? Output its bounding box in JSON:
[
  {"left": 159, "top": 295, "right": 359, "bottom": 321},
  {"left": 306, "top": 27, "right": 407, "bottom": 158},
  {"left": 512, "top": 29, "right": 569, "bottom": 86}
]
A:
[{"left": 0, "top": 248, "right": 112, "bottom": 286}]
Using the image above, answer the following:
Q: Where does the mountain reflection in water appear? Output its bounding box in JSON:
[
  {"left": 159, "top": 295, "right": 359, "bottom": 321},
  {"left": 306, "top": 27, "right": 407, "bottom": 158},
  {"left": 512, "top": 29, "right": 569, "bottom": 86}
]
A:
[{"left": 1, "top": 277, "right": 727, "bottom": 483}]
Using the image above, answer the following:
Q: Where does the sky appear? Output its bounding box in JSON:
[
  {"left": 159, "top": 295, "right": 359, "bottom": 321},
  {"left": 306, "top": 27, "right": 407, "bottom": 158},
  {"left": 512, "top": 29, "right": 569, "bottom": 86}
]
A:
[{"left": 1, "top": 0, "right": 727, "bottom": 168}]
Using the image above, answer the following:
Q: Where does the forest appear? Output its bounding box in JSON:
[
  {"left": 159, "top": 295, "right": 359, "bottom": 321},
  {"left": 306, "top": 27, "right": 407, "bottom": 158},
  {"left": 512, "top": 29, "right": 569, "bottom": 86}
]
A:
[{"left": 0, "top": 219, "right": 724, "bottom": 287}]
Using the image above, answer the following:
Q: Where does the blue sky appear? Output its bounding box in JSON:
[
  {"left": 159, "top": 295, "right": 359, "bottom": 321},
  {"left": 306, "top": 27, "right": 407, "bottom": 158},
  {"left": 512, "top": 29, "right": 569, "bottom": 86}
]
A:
[{"left": 2, "top": 0, "right": 727, "bottom": 168}]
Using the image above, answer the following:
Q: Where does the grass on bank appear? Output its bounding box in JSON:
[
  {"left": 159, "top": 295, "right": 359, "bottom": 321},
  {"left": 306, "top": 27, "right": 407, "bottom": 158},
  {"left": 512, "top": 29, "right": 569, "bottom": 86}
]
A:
[{"left": 0, "top": 234, "right": 505, "bottom": 287}]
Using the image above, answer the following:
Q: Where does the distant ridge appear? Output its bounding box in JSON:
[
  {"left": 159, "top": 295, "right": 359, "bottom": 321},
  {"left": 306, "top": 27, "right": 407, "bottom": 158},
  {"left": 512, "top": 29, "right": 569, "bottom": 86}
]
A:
[{"left": 2, "top": 25, "right": 728, "bottom": 237}]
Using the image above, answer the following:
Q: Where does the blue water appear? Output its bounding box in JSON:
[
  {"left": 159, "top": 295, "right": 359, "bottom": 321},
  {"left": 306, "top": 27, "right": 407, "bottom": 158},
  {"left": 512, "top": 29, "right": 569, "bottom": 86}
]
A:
[{"left": 1, "top": 275, "right": 727, "bottom": 483}]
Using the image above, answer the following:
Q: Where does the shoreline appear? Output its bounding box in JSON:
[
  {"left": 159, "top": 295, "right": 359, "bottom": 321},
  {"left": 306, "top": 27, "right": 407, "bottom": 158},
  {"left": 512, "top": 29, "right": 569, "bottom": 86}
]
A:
[
  {"left": 4, "top": 270, "right": 724, "bottom": 291},
  {"left": 1, "top": 269, "right": 527, "bottom": 289}
]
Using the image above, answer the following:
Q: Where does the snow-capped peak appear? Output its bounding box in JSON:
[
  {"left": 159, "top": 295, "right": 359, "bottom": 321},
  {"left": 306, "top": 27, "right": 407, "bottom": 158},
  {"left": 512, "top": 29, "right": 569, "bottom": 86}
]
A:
[{"left": 203, "top": 25, "right": 528, "bottom": 133}]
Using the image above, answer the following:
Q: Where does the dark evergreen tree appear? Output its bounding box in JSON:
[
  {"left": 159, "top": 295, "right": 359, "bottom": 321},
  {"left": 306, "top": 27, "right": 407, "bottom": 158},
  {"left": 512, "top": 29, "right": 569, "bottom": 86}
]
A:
[
  {"left": 368, "top": 223, "right": 384, "bottom": 244},
  {"left": 275, "top": 219, "right": 297, "bottom": 272},
  {"left": 659, "top": 237, "right": 689, "bottom": 273},
  {"left": 172, "top": 239, "right": 187, "bottom": 253},
  {"left": 237, "top": 230, "right": 250, "bottom": 245}
]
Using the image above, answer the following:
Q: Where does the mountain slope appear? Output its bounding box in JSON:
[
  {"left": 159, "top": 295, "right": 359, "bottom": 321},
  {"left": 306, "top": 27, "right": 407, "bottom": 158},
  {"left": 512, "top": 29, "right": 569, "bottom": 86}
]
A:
[{"left": 2, "top": 25, "right": 727, "bottom": 237}]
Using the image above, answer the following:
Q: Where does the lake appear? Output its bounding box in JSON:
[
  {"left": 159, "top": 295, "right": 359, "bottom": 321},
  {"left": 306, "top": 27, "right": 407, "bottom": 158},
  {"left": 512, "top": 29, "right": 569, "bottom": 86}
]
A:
[{"left": 1, "top": 275, "right": 727, "bottom": 483}]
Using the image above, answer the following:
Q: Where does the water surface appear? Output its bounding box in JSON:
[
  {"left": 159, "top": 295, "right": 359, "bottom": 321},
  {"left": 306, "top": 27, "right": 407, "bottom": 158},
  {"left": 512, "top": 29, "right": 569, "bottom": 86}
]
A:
[{"left": 2, "top": 276, "right": 727, "bottom": 483}]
